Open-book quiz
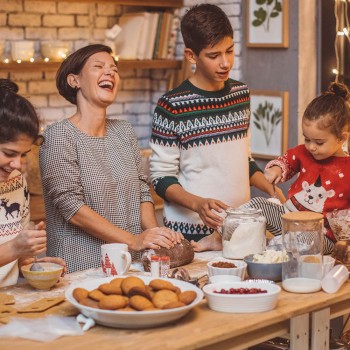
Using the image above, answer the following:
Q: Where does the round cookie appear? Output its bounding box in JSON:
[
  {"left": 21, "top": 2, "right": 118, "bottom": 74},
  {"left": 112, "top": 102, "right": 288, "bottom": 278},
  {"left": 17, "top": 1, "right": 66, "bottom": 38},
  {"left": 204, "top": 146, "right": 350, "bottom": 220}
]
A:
[
  {"left": 88, "top": 289, "right": 106, "bottom": 301},
  {"left": 149, "top": 279, "right": 176, "bottom": 291},
  {"left": 178, "top": 290, "right": 197, "bottom": 305},
  {"left": 162, "top": 301, "right": 186, "bottom": 309},
  {"left": 99, "top": 283, "right": 122, "bottom": 295},
  {"left": 110, "top": 278, "right": 124, "bottom": 287},
  {"left": 79, "top": 297, "right": 100, "bottom": 309},
  {"left": 73, "top": 287, "right": 89, "bottom": 302},
  {"left": 121, "top": 276, "right": 146, "bottom": 295},
  {"left": 99, "top": 295, "right": 128, "bottom": 310},
  {"left": 127, "top": 286, "right": 152, "bottom": 300},
  {"left": 129, "top": 295, "right": 154, "bottom": 311},
  {"left": 152, "top": 289, "right": 178, "bottom": 309}
]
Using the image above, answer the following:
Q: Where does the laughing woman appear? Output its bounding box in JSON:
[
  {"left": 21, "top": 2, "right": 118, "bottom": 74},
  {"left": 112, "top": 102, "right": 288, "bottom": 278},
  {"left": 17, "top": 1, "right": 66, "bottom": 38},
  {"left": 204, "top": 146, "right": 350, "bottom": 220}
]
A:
[{"left": 40, "top": 44, "right": 183, "bottom": 273}]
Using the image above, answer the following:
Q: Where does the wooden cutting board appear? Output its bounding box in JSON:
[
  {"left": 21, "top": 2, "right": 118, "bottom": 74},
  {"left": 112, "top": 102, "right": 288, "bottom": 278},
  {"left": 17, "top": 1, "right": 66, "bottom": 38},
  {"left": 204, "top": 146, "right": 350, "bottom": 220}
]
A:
[{"left": 0, "top": 294, "right": 79, "bottom": 324}]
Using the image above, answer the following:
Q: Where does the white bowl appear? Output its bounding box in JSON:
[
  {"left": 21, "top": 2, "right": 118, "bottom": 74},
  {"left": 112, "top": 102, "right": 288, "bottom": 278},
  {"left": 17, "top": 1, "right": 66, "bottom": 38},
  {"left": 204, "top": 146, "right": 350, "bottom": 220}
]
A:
[
  {"left": 207, "top": 258, "right": 247, "bottom": 279},
  {"left": 209, "top": 275, "right": 242, "bottom": 284},
  {"left": 65, "top": 275, "right": 204, "bottom": 328},
  {"left": 203, "top": 281, "right": 281, "bottom": 313},
  {"left": 11, "top": 41, "right": 35, "bottom": 61}
]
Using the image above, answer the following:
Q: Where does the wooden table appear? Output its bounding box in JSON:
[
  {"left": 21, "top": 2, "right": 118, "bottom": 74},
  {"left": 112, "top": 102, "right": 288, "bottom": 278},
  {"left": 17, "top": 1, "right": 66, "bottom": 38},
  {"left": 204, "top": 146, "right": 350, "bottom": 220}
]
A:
[{"left": 1, "top": 252, "right": 350, "bottom": 350}]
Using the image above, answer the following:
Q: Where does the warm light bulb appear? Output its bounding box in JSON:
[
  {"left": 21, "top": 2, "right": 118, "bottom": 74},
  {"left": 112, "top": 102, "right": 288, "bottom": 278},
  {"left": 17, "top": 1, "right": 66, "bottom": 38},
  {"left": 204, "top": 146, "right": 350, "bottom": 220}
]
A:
[
  {"left": 44, "top": 57, "right": 49, "bottom": 62},
  {"left": 337, "top": 31, "right": 345, "bottom": 36},
  {"left": 17, "top": 59, "right": 21, "bottom": 64},
  {"left": 3, "top": 58, "right": 9, "bottom": 64},
  {"left": 343, "top": 28, "right": 349, "bottom": 36},
  {"left": 30, "top": 58, "right": 34, "bottom": 62},
  {"left": 332, "top": 68, "right": 339, "bottom": 75}
]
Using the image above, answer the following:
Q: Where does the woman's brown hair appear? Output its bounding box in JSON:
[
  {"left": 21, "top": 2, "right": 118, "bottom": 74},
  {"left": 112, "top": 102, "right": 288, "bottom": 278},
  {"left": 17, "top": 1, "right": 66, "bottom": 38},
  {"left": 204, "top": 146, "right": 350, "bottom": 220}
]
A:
[{"left": 56, "top": 44, "right": 115, "bottom": 105}]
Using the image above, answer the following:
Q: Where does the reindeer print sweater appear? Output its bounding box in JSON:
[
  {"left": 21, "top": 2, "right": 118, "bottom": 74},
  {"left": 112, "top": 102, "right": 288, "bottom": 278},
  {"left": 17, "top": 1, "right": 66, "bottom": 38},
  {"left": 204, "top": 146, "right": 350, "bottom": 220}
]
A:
[
  {"left": 266, "top": 144, "right": 350, "bottom": 240},
  {"left": 0, "top": 170, "right": 30, "bottom": 287}
]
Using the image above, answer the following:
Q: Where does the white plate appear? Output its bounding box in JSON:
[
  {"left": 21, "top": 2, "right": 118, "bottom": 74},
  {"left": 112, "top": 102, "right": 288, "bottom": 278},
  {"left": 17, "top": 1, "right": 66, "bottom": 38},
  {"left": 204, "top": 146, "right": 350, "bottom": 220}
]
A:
[
  {"left": 203, "top": 281, "right": 281, "bottom": 313},
  {"left": 65, "top": 275, "right": 203, "bottom": 328}
]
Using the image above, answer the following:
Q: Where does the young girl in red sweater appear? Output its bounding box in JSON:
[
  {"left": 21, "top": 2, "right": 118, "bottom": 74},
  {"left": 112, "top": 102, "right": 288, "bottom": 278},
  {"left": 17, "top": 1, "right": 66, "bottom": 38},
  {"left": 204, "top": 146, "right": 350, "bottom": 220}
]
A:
[{"left": 242, "top": 82, "right": 350, "bottom": 254}]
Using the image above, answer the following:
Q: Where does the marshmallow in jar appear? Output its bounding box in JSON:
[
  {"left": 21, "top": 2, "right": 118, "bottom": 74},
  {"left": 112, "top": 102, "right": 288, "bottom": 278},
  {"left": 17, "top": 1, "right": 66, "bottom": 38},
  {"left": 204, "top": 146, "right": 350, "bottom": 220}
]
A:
[{"left": 222, "top": 208, "right": 266, "bottom": 259}]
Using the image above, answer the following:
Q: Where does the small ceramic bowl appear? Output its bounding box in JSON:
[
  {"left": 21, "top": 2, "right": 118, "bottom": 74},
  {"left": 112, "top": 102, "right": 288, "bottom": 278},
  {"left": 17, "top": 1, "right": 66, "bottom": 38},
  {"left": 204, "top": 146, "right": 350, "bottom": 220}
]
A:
[
  {"left": 244, "top": 254, "right": 283, "bottom": 282},
  {"left": 203, "top": 281, "right": 281, "bottom": 313},
  {"left": 21, "top": 262, "right": 63, "bottom": 290},
  {"left": 207, "top": 258, "right": 247, "bottom": 279}
]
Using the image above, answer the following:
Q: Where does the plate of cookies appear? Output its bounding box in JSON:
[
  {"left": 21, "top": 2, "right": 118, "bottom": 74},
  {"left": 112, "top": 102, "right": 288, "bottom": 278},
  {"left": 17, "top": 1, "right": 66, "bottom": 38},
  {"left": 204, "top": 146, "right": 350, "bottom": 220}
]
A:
[{"left": 65, "top": 275, "right": 204, "bottom": 328}]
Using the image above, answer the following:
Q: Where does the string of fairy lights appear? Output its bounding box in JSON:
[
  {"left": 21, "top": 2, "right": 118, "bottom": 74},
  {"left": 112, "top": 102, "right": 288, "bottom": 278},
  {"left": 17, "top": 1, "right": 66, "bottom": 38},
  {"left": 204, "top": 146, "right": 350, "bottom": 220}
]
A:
[{"left": 333, "top": 0, "right": 350, "bottom": 83}]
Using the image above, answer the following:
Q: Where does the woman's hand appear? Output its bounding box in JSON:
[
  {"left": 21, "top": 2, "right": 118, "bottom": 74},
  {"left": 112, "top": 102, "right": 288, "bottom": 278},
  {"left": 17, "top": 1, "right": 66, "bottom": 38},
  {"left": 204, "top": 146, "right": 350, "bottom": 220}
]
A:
[
  {"left": 193, "top": 198, "right": 229, "bottom": 230},
  {"left": 12, "top": 221, "right": 47, "bottom": 258},
  {"left": 264, "top": 166, "right": 282, "bottom": 185},
  {"left": 131, "top": 227, "right": 183, "bottom": 251}
]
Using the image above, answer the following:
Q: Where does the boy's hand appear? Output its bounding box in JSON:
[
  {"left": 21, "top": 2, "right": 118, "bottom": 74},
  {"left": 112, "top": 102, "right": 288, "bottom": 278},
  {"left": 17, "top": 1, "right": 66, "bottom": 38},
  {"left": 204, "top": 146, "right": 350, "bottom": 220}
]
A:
[
  {"left": 264, "top": 166, "right": 282, "bottom": 184},
  {"left": 194, "top": 198, "right": 229, "bottom": 230}
]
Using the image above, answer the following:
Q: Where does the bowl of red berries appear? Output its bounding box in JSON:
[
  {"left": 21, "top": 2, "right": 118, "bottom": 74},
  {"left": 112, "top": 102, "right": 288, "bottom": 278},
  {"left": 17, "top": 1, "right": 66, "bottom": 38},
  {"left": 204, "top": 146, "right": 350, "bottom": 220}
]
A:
[{"left": 202, "top": 281, "right": 281, "bottom": 313}]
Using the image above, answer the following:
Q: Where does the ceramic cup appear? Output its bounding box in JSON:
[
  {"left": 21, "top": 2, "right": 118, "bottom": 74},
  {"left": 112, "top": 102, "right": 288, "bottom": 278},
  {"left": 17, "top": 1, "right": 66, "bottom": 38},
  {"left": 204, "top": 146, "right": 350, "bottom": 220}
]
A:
[{"left": 101, "top": 243, "right": 131, "bottom": 277}]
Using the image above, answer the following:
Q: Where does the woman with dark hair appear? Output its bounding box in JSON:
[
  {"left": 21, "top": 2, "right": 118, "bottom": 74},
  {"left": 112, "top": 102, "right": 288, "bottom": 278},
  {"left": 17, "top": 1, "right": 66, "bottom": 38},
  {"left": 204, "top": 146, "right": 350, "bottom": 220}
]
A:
[
  {"left": 0, "top": 79, "right": 65, "bottom": 287},
  {"left": 40, "top": 44, "right": 183, "bottom": 273}
]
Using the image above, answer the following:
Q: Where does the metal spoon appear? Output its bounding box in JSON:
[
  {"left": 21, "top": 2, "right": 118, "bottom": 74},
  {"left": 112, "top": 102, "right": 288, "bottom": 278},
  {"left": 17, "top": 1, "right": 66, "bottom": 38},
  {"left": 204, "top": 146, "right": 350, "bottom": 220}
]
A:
[
  {"left": 30, "top": 255, "right": 44, "bottom": 271},
  {"left": 27, "top": 221, "right": 44, "bottom": 272}
]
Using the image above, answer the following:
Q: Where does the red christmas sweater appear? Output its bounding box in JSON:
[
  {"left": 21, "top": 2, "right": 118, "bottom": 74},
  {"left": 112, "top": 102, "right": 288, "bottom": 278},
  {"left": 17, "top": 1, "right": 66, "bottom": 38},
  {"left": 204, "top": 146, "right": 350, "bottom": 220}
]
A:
[{"left": 266, "top": 144, "right": 350, "bottom": 241}]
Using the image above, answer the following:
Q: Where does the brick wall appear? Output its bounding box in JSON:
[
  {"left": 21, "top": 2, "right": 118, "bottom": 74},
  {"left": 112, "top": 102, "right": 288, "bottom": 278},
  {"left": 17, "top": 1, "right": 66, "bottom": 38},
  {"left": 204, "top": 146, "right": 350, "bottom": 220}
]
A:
[{"left": 0, "top": 0, "right": 243, "bottom": 149}]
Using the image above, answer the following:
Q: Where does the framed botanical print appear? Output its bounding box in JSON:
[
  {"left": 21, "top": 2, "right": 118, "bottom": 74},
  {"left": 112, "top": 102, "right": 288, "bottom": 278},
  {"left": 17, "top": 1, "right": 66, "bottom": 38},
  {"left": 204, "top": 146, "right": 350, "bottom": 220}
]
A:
[
  {"left": 246, "top": 0, "right": 289, "bottom": 48},
  {"left": 250, "top": 90, "right": 289, "bottom": 159}
]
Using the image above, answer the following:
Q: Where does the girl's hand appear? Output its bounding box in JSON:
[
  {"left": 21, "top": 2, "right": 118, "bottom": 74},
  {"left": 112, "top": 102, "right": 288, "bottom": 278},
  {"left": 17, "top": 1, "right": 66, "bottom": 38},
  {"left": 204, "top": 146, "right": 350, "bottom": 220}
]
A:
[{"left": 264, "top": 166, "right": 282, "bottom": 184}]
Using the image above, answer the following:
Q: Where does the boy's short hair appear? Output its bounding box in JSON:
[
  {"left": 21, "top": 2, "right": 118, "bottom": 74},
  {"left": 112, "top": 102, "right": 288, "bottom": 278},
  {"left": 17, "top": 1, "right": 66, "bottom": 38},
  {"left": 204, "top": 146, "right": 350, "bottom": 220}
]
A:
[{"left": 181, "top": 4, "right": 233, "bottom": 56}]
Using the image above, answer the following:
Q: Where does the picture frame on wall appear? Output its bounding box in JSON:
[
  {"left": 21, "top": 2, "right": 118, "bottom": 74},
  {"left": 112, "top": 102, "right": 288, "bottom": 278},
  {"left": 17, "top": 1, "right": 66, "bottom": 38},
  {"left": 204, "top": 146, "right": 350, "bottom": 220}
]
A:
[
  {"left": 246, "top": 0, "right": 289, "bottom": 48},
  {"left": 250, "top": 90, "right": 289, "bottom": 159}
]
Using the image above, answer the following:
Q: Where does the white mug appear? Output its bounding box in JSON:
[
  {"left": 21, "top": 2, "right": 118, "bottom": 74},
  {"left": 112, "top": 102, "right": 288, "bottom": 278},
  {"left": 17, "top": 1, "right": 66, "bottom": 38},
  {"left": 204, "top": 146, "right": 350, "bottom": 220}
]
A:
[{"left": 101, "top": 243, "right": 131, "bottom": 277}]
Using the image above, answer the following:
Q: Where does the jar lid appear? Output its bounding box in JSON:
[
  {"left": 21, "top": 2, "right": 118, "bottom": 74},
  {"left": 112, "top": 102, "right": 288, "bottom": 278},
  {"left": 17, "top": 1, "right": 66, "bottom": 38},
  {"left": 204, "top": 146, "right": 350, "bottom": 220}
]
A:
[
  {"left": 225, "top": 207, "right": 262, "bottom": 215},
  {"left": 282, "top": 211, "right": 323, "bottom": 222}
]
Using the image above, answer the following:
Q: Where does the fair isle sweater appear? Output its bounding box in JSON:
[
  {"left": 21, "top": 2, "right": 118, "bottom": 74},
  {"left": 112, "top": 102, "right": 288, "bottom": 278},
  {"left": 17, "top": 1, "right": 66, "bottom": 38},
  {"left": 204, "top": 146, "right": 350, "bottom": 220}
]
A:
[
  {"left": 0, "top": 170, "right": 30, "bottom": 287},
  {"left": 150, "top": 79, "right": 261, "bottom": 241}
]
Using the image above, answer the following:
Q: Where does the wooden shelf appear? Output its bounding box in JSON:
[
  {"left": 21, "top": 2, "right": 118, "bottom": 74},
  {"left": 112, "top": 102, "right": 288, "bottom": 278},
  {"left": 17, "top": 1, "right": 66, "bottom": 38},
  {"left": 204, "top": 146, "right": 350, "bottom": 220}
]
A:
[
  {"left": 29, "top": 0, "right": 183, "bottom": 8},
  {"left": 0, "top": 59, "right": 182, "bottom": 72}
]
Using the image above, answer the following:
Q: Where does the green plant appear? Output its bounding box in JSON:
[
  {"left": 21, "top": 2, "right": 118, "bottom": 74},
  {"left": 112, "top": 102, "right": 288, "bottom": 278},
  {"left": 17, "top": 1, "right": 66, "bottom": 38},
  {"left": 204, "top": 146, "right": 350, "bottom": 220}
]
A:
[
  {"left": 253, "top": 101, "right": 282, "bottom": 146},
  {"left": 252, "top": 0, "right": 282, "bottom": 32}
]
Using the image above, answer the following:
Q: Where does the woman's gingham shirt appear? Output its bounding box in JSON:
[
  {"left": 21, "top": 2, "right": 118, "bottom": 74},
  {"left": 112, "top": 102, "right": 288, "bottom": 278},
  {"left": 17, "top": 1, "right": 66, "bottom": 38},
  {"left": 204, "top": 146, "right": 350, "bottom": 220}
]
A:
[{"left": 40, "top": 119, "right": 153, "bottom": 273}]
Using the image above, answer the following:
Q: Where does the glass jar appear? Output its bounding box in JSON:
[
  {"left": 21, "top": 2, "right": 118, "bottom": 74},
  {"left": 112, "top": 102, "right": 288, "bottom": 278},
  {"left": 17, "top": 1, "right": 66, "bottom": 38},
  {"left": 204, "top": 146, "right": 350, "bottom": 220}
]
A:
[
  {"left": 222, "top": 208, "right": 266, "bottom": 259},
  {"left": 281, "top": 211, "right": 324, "bottom": 293}
]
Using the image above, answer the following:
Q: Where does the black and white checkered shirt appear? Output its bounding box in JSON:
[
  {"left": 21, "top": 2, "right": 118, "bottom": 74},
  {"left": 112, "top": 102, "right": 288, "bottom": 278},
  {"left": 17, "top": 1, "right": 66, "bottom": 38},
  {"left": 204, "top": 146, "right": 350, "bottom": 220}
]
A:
[{"left": 39, "top": 119, "right": 153, "bottom": 273}]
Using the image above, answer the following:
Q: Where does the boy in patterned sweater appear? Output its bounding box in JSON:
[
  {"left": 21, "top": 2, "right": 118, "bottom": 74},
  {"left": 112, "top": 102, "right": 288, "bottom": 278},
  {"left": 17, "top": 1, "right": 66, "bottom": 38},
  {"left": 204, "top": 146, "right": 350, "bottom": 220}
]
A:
[{"left": 149, "top": 4, "right": 284, "bottom": 250}]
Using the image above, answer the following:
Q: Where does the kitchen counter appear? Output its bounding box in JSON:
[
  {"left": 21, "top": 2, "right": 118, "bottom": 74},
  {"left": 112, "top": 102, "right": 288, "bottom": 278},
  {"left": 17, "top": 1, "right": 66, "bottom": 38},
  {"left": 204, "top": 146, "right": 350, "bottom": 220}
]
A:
[{"left": 1, "top": 251, "right": 350, "bottom": 350}]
